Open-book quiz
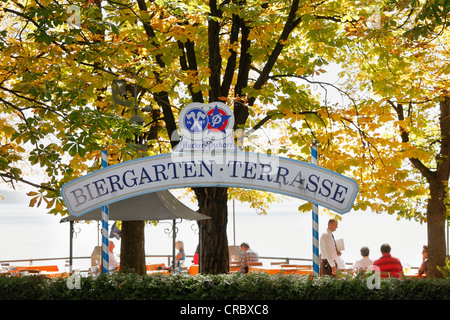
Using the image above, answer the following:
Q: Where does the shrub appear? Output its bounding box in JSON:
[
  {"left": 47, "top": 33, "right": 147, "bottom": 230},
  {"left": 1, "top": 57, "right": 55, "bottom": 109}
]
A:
[
  {"left": 438, "top": 258, "right": 450, "bottom": 278},
  {"left": 0, "top": 272, "right": 449, "bottom": 300}
]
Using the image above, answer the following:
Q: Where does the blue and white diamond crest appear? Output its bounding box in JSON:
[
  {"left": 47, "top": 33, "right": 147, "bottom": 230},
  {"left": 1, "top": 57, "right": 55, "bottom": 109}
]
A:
[{"left": 174, "top": 102, "right": 236, "bottom": 152}]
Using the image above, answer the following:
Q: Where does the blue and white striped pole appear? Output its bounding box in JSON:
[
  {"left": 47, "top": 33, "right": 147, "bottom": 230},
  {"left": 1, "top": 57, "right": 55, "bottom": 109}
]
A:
[
  {"left": 311, "top": 139, "right": 320, "bottom": 277},
  {"left": 101, "top": 150, "right": 109, "bottom": 274}
]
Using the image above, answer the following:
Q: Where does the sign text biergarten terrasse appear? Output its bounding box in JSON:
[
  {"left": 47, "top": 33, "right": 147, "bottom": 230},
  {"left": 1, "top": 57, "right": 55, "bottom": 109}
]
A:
[{"left": 61, "top": 102, "right": 359, "bottom": 217}]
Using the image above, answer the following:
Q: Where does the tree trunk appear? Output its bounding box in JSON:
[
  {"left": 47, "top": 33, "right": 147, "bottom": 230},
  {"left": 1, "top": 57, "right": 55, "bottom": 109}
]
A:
[
  {"left": 119, "top": 220, "right": 146, "bottom": 275},
  {"left": 394, "top": 97, "right": 450, "bottom": 278},
  {"left": 195, "top": 187, "right": 229, "bottom": 274},
  {"left": 426, "top": 180, "right": 447, "bottom": 278},
  {"left": 426, "top": 96, "right": 450, "bottom": 278}
]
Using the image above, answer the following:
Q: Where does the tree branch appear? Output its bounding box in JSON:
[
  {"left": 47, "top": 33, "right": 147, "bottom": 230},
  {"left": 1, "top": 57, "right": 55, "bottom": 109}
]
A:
[
  {"left": 208, "top": 0, "right": 222, "bottom": 102},
  {"left": 233, "top": 6, "right": 253, "bottom": 128},
  {"left": 177, "top": 40, "right": 204, "bottom": 103},
  {"left": 135, "top": 0, "right": 178, "bottom": 146},
  {"left": 249, "top": 111, "right": 319, "bottom": 133},
  {"left": 249, "top": 0, "right": 302, "bottom": 100},
  {"left": 267, "top": 73, "right": 358, "bottom": 107},
  {"left": 0, "top": 172, "right": 56, "bottom": 192},
  {"left": 220, "top": 12, "right": 240, "bottom": 98},
  {"left": 388, "top": 99, "right": 434, "bottom": 180},
  {"left": 234, "top": 0, "right": 303, "bottom": 128}
]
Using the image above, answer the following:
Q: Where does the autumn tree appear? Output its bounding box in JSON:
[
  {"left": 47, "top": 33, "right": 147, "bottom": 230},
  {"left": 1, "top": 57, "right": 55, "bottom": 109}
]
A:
[
  {"left": 3, "top": 0, "right": 447, "bottom": 277},
  {"left": 300, "top": 0, "right": 450, "bottom": 278},
  {"left": 1, "top": 0, "right": 351, "bottom": 274}
]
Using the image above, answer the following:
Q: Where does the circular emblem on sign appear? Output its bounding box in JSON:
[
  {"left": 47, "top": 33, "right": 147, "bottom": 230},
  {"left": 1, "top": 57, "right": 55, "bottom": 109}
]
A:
[
  {"left": 207, "top": 106, "right": 231, "bottom": 133},
  {"left": 175, "top": 102, "right": 236, "bottom": 151},
  {"left": 184, "top": 108, "right": 208, "bottom": 133}
]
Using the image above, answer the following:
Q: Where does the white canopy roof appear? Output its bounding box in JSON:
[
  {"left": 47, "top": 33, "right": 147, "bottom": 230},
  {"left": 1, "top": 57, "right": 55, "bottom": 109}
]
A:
[{"left": 60, "top": 190, "right": 210, "bottom": 222}]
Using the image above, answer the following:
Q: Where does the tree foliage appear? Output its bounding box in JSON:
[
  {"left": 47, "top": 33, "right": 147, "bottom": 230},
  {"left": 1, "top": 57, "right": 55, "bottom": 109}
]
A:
[
  {"left": 0, "top": 0, "right": 335, "bottom": 211},
  {"left": 0, "top": 0, "right": 449, "bottom": 276},
  {"left": 296, "top": 0, "right": 450, "bottom": 277}
]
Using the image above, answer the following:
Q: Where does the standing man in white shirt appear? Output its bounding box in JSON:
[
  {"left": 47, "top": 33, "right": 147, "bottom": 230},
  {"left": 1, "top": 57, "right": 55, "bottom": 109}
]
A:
[{"left": 319, "top": 219, "right": 340, "bottom": 277}]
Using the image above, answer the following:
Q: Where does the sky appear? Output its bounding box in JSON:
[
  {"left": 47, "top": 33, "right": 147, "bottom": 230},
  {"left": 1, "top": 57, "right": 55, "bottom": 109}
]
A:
[{"left": 0, "top": 186, "right": 433, "bottom": 272}]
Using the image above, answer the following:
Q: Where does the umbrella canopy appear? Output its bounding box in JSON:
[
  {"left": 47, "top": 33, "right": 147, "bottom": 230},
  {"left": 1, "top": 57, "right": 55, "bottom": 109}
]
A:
[{"left": 60, "top": 190, "right": 210, "bottom": 222}]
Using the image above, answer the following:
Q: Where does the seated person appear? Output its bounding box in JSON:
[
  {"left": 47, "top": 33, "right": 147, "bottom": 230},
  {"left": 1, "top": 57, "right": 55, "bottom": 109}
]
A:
[
  {"left": 163, "top": 240, "right": 185, "bottom": 272},
  {"left": 239, "top": 242, "right": 259, "bottom": 273},
  {"left": 373, "top": 243, "right": 403, "bottom": 278},
  {"left": 108, "top": 241, "right": 120, "bottom": 271},
  {"left": 352, "top": 246, "right": 373, "bottom": 271},
  {"left": 418, "top": 245, "right": 428, "bottom": 276},
  {"left": 193, "top": 245, "right": 199, "bottom": 265}
]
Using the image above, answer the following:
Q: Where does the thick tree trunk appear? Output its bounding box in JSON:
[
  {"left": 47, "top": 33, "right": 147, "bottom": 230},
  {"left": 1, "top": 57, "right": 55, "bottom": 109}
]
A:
[
  {"left": 426, "top": 181, "right": 447, "bottom": 278},
  {"left": 119, "top": 220, "right": 146, "bottom": 275},
  {"left": 195, "top": 187, "right": 229, "bottom": 274},
  {"left": 394, "top": 97, "right": 450, "bottom": 278},
  {"left": 426, "top": 97, "right": 450, "bottom": 278}
]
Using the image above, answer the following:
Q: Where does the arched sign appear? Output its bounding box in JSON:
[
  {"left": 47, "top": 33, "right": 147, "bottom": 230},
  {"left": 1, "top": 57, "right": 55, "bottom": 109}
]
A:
[{"left": 61, "top": 102, "right": 359, "bottom": 217}]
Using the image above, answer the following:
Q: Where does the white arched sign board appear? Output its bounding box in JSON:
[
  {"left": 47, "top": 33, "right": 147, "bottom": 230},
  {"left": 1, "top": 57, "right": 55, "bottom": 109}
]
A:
[
  {"left": 62, "top": 150, "right": 358, "bottom": 217},
  {"left": 61, "top": 102, "right": 358, "bottom": 217}
]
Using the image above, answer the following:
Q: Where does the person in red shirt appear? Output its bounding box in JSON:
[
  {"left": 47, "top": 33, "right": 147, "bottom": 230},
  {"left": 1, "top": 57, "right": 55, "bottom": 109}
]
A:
[
  {"left": 373, "top": 243, "right": 403, "bottom": 278},
  {"left": 193, "top": 245, "right": 199, "bottom": 265}
]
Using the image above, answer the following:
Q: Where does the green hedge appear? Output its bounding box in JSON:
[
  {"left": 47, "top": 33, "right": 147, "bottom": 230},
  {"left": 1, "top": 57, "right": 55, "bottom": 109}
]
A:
[{"left": 0, "top": 272, "right": 449, "bottom": 300}]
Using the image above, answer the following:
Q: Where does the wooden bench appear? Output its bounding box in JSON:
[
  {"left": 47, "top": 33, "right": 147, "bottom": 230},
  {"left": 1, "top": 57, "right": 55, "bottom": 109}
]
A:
[
  {"left": 3, "top": 265, "right": 60, "bottom": 277},
  {"left": 146, "top": 263, "right": 165, "bottom": 271},
  {"left": 280, "top": 264, "right": 312, "bottom": 269},
  {"left": 247, "top": 262, "right": 263, "bottom": 267},
  {"left": 16, "top": 265, "right": 59, "bottom": 273}
]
